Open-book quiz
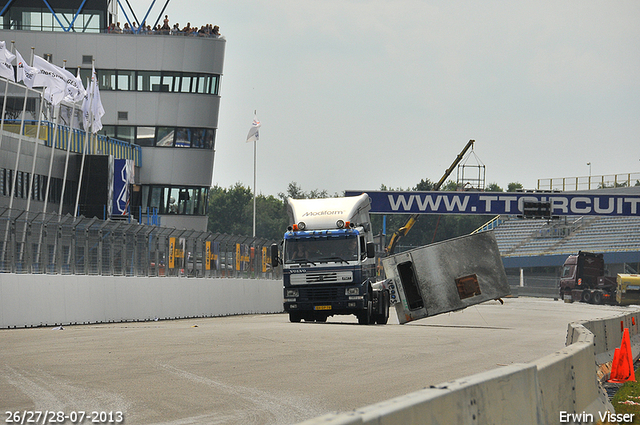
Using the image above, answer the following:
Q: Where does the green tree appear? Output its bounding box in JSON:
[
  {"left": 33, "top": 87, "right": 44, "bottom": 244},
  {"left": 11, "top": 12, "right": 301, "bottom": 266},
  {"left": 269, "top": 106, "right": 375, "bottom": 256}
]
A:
[
  {"left": 208, "top": 182, "right": 339, "bottom": 241},
  {"left": 208, "top": 183, "right": 288, "bottom": 240},
  {"left": 253, "top": 194, "right": 289, "bottom": 241},
  {"left": 278, "top": 181, "right": 333, "bottom": 201},
  {"left": 486, "top": 182, "right": 503, "bottom": 192},
  {"left": 415, "top": 179, "right": 434, "bottom": 191},
  {"left": 279, "top": 182, "right": 306, "bottom": 200},
  {"left": 208, "top": 177, "right": 504, "bottom": 247},
  {"left": 507, "top": 182, "right": 523, "bottom": 192},
  {"left": 208, "top": 183, "right": 253, "bottom": 235}
]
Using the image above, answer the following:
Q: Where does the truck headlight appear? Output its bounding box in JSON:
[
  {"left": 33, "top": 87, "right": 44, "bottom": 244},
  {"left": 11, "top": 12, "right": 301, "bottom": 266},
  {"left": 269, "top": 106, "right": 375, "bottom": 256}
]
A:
[
  {"left": 345, "top": 287, "right": 359, "bottom": 296},
  {"left": 286, "top": 289, "right": 299, "bottom": 297}
]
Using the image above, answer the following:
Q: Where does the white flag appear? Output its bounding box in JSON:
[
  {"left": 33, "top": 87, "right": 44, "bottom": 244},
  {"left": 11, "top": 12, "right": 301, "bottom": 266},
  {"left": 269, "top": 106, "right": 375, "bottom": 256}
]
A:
[
  {"left": 32, "top": 55, "right": 68, "bottom": 90},
  {"left": 90, "top": 63, "right": 104, "bottom": 132},
  {"left": 32, "top": 54, "right": 84, "bottom": 105},
  {"left": 82, "top": 63, "right": 105, "bottom": 133},
  {"left": 246, "top": 115, "right": 261, "bottom": 143},
  {"left": 15, "top": 49, "right": 38, "bottom": 88},
  {"left": 32, "top": 55, "right": 69, "bottom": 105},
  {"left": 81, "top": 79, "right": 91, "bottom": 131},
  {"left": 0, "top": 41, "right": 15, "bottom": 81},
  {"left": 64, "top": 67, "right": 85, "bottom": 103}
]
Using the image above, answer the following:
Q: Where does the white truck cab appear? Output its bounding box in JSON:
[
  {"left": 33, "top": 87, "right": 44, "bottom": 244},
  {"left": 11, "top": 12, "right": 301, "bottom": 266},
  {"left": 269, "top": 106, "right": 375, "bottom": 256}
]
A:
[{"left": 272, "top": 194, "right": 389, "bottom": 324}]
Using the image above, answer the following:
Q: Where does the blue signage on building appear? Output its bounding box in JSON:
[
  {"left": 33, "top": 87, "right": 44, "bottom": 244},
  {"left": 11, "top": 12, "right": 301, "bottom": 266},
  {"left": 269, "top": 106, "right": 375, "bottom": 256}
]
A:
[
  {"left": 113, "top": 158, "right": 130, "bottom": 216},
  {"left": 344, "top": 191, "right": 640, "bottom": 217}
]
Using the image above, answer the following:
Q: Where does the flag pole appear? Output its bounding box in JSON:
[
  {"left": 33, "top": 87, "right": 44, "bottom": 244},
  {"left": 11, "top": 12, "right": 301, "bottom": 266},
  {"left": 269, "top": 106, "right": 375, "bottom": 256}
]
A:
[
  {"left": 253, "top": 110, "right": 256, "bottom": 238},
  {"left": 75, "top": 71, "right": 94, "bottom": 218},
  {"left": 58, "top": 99, "right": 77, "bottom": 215},
  {"left": 0, "top": 41, "right": 15, "bottom": 154},
  {"left": 25, "top": 47, "right": 47, "bottom": 215},
  {"left": 246, "top": 111, "right": 260, "bottom": 237},
  {"left": 8, "top": 47, "right": 35, "bottom": 211}
]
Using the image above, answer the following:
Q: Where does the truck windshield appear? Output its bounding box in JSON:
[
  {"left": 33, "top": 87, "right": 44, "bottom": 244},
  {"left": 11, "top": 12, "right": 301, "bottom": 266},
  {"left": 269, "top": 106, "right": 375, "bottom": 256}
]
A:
[
  {"left": 561, "top": 265, "right": 575, "bottom": 278},
  {"left": 284, "top": 236, "right": 358, "bottom": 264}
]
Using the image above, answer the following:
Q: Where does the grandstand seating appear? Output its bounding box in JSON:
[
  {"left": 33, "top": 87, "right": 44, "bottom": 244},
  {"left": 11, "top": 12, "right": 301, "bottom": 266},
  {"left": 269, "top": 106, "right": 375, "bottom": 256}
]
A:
[{"left": 487, "top": 215, "right": 640, "bottom": 257}]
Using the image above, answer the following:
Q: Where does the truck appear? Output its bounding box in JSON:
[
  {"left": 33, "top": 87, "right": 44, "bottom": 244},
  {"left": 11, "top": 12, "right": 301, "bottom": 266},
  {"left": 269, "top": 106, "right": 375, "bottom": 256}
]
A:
[
  {"left": 271, "top": 193, "right": 391, "bottom": 324},
  {"left": 270, "top": 192, "right": 512, "bottom": 325},
  {"left": 558, "top": 251, "right": 617, "bottom": 304},
  {"left": 616, "top": 274, "right": 640, "bottom": 306}
]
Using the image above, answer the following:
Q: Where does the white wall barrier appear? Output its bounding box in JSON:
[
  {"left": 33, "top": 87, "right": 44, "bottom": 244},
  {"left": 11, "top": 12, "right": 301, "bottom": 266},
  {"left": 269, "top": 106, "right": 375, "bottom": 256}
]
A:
[
  {"left": 298, "top": 309, "right": 640, "bottom": 425},
  {"left": 0, "top": 274, "right": 283, "bottom": 328}
]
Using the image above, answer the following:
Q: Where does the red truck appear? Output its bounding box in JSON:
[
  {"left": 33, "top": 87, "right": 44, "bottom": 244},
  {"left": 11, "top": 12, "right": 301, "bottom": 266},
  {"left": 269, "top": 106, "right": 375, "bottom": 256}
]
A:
[{"left": 558, "top": 251, "right": 617, "bottom": 304}]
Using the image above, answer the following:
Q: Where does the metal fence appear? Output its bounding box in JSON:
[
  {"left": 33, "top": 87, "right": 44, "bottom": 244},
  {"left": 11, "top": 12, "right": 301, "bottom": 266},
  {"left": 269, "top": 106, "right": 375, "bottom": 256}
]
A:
[
  {"left": 537, "top": 172, "right": 640, "bottom": 192},
  {"left": 0, "top": 207, "right": 279, "bottom": 279}
]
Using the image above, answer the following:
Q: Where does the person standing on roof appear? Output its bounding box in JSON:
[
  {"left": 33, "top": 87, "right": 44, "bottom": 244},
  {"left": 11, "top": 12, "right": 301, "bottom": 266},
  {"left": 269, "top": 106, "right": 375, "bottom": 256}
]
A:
[{"left": 161, "top": 15, "right": 171, "bottom": 34}]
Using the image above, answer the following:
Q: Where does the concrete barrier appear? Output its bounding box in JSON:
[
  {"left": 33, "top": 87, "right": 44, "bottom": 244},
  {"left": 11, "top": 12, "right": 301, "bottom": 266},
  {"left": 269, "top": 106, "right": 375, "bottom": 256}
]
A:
[
  {"left": 569, "top": 312, "right": 640, "bottom": 364},
  {"left": 4, "top": 273, "right": 640, "bottom": 424},
  {"left": 0, "top": 274, "right": 283, "bottom": 328},
  {"left": 534, "top": 323, "right": 610, "bottom": 425},
  {"left": 298, "top": 309, "right": 640, "bottom": 425},
  {"left": 316, "top": 364, "right": 541, "bottom": 425}
]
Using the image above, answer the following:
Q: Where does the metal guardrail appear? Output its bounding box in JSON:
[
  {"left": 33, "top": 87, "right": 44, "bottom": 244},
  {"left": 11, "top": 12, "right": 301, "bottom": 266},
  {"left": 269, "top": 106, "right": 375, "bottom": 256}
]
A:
[
  {"left": 2, "top": 120, "right": 141, "bottom": 167},
  {"left": 0, "top": 207, "right": 278, "bottom": 279},
  {"left": 538, "top": 172, "right": 640, "bottom": 192}
]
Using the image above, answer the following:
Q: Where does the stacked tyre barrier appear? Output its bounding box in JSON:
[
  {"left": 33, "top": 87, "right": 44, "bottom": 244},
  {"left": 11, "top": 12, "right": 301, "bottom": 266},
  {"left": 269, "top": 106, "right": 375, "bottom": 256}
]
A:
[{"left": 298, "top": 309, "right": 640, "bottom": 425}]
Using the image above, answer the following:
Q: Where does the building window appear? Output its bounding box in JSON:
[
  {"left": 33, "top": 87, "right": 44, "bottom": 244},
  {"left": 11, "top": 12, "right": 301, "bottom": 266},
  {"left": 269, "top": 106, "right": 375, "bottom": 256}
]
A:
[
  {"left": 117, "top": 70, "right": 135, "bottom": 90},
  {"left": 175, "top": 128, "right": 191, "bottom": 148},
  {"left": 92, "top": 69, "right": 220, "bottom": 95},
  {"left": 156, "top": 127, "right": 175, "bottom": 147},
  {"left": 98, "top": 69, "right": 116, "bottom": 90},
  {"left": 97, "top": 126, "right": 215, "bottom": 149},
  {"left": 140, "top": 185, "right": 208, "bottom": 216},
  {"left": 136, "top": 127, "right": 155, "bottom": 147},
  {"left": 116, "top": 126, "right": 134, "bottom": 144},
  {"left": 0, "top": 168, "right": 6, "bottom": 196}
]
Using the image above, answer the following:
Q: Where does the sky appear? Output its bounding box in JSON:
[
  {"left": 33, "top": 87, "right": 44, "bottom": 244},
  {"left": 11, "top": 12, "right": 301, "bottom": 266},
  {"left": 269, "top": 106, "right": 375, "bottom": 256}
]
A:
[{"left": 126, "top": 0, "right": 640, "bottom": 197}]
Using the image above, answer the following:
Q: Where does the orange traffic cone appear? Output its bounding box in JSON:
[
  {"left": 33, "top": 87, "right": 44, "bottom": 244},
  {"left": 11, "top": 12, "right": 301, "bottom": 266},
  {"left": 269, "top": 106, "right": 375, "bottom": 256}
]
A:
[{"left": 608, "top": 328, "right": 636, "bottom": 383}]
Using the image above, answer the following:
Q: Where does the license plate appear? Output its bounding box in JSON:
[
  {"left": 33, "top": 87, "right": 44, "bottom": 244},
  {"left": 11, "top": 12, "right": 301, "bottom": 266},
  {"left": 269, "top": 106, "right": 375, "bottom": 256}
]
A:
[{"left": 314, "top": 305, "right": 332, "bottom": 310}]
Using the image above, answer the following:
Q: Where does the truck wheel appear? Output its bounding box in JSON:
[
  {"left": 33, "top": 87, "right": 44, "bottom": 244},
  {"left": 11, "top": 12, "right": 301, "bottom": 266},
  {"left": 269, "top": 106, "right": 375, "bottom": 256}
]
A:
[
  {"left": 581, "top": 291, "right": 591, "bottom": 303},
  {"left": 315, "top": 315, "right": 327, "bottom": 323},
  {"left": 358, "top": 300, "right": 373, "bottom": 325},
  {"left": 376, "top": 291, "right": 390, "bottom": 325},
  {"left": 593, "top": 291, "right": 604, "bottom": 305},
  {"left": 289, "top": 312, "right": 302, "bottom": 323}
]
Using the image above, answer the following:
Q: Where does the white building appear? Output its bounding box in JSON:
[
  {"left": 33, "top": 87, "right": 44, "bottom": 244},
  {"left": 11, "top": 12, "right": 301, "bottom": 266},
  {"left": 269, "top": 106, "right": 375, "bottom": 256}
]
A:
[{"left": 0, "top": 0, "right": 225, "bottom": 231}]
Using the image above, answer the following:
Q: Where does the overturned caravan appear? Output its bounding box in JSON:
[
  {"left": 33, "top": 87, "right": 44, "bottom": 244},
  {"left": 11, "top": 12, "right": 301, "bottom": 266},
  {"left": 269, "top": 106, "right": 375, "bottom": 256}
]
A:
[{"left": 381, "top": 231, "right": 511, "bottom": 324}]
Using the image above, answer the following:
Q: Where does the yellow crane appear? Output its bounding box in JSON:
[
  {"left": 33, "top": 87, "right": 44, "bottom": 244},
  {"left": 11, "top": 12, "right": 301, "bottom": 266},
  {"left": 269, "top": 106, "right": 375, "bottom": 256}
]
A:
[{"left": 385, "top": 139, "right": 476, "bottom": 255}]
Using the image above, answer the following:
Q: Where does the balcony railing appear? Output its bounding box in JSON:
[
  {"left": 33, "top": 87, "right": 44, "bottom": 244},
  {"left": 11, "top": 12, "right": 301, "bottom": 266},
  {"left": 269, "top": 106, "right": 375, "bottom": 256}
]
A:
[
  {"left": 2, "top": 119, "right": 141, "bottom": 167},
  {"left": 537, "top": 173, "right": 640, "bottom": 191}
]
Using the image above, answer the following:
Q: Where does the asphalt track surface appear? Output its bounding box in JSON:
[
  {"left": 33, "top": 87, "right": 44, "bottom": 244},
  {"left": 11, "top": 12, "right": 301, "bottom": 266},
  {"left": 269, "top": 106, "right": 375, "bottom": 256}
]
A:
[{"left": 0, "top": 298, "right": 629, "bottom": 425}]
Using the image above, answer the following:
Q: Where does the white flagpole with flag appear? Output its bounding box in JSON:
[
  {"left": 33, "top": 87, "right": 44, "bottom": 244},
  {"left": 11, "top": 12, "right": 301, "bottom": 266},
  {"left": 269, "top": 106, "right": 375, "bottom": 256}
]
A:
[
  {"left": 0, "top": 40, "right": 16, "bottom": 81},
  {"left": 75, "top": 61, "right": 102, "bottom": 218},
  {"left": 32, "top": 55, "right": 70, "bottom": 106},
  {"left": 246, "top": 114, "right": 260, "bottom": 143},
  {"left": 8, "top": 48, "right": 35, "bottom": 211},
  {"left": 246, "top": 112, "right": 261, "bottom": 237},
  {"left": 15, "top": 49, "right": 38, "bottom": 89},
  {"left": 0, "top": 41, "right": 14, "bottom": 156},
  {"left": 59, "top": 66, "right": 85, "bottom": 215}
]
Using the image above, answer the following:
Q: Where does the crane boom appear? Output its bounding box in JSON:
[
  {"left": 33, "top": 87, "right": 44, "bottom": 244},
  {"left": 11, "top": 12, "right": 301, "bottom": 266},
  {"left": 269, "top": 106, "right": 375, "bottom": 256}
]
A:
[{"left": 385, "top": 139, "right": 475, "bottom": 255}]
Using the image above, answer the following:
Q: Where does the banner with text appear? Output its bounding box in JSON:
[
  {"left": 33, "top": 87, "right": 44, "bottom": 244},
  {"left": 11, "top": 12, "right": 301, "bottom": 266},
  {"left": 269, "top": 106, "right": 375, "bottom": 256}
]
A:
[{"left": 344, "top": 191, "right": 640, "bottom": 217}]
